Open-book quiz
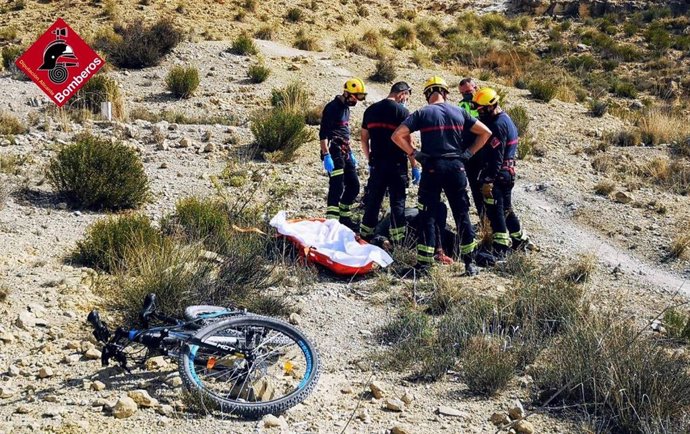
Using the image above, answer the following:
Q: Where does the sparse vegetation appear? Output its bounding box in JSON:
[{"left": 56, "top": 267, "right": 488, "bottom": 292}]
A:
[
  {"left": 460, "top": 336, "right": 516, "bottom": 396},
  {"left": 165, "top": 66, "right": 200, "bottom": 98},
  {"left": 46, "top": 133, "right": 149, "bottom": 210},
  {"left": 247, "top": 62, "right": 271, "bottom": 83},
  {"left": 285, "top": 7, "right": 303, "bottom": 23},
  {"left": 594, "top": 179, "right": 615, "bottom": 196},
  {"left": 637, "top": 109, "right": 690, "bottom": 146},
  {"left": 609, "top": 129, "right": 640, "bottom": 147},
  {"left": 391, "top": 23, "right": 416, "bottom": 49},
  {"left": 369, "top": 57, "right": 396, "bottom": 83},
  {"left": 669, "top": 228, "right": 690, "bottom": 260},
  {"left": 254, "top": 26, "right": 274, "bottom": 40},
  {"left": 94, "top": 18, "right": 183, "bottom": 68},
  {"left": 562, "top": 254, "right": 596, "bottom": 284},
  {"left": 663, "top": 308, "right": 690, "bottom": 340},
  {"left": 506, "top": 106, "right": 529, "bottom": 136},
  {"left": 588, "top": 99, "right": 608, "bottom": 117},
  {"left": 270, "top": 82, "right": 310, "bottom": 113},
  {"left": 294, "top": 29, "right": 319, "bottom": 51},
  {"left": 229, "top": 33, "right": 258, "bottom": 55},
  {"left": 75, "top": 214, "right": 161, "bottom": 272},
  {"left": 0, "top": 111, "right": 27, "bottom": 136},
  {"left": 162, "top": 196, "right": 230, "bottom": 250},
  {"left": 128, "top": 107, "right": 238, "bottom": 126},
  {"left": 527, "top": 80, "right": 557, "bottom": 102}
]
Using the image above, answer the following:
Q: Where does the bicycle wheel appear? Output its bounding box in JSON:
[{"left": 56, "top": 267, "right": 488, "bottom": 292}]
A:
[{"left": 178, "top": 314, "right": 320, "bottom": 419}]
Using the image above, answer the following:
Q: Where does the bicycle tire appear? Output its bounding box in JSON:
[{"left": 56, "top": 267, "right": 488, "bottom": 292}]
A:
[{"left": 178, "top": 314, "right": 320, "bottom": 419}]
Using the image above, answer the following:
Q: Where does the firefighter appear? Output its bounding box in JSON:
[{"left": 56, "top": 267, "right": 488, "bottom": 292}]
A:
[
  {"left": 319, "top": 78, "right": 366, "bottom": 229},
  {"left": 472, "top": 87, "right": 533, "bottom": 256},
  {"left": 391, "top": 76, "right": 492, "bottom": 275},
  {"left": 359, "top": 81, "right": 419, "bottom": 246},
  {"left": 458, "top": 77, "right": 485, "bottom": 218}
]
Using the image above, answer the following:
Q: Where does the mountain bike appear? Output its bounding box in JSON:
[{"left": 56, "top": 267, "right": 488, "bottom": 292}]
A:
[{"left": 86, "top": 293, "right": 320, "bottom": 419}]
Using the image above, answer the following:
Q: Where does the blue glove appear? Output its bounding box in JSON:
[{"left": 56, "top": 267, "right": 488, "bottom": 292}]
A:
[
  {"left": 323, "top": 154, "right": 335, "bottom": 173},
  {"left": 411, "top": 166, "right": 421, "bottom": 185},
  {"left": 349, "top": 152, "right": 358, "bottom": 167}
]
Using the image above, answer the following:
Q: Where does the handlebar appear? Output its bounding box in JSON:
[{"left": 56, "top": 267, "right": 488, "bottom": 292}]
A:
[{"left": 87, "top": 310, "right": 111, "bottom": 343}]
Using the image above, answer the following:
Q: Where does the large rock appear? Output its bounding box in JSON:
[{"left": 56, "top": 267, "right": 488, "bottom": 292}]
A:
[
  {"left": 38, "top": 367, "right": 54, "bottom": 378},
  {"left": 0, "top": 385, "right": 16, "bottom": 398},
  {"left": 509, "top": 401, "right": 526, "bottom": 420},
  {"left": 490, "top": 412, "right": 511, "bottom": 426},
  {"left": 112, "top": 396, "right": 138, "bottom": 418},
  {"left": 391, "top": 425, "right": 413, "bottom": 434},
  {"left": 145, "top": 356, "right": 167, "bottom": 371},
  {"left": 614, "top": 191, "right": 634, "bottom": 204},
  {"left": 84, "top": 348, "right": 102, "bottom": 360},
  {"left": 262, "top": 414, "right": 285, "bottom": 428},
  {"left": 127, "top": 390, "right": 159, "bottom": 408},
  {"left": 16, "top": 311, "right": 36, "bottom": 330}
]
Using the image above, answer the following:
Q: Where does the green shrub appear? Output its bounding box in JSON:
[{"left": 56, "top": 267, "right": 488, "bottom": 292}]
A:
[
  {"left": 567, "top": 54, "right": 598, "bottom": 73},
  {"left": 535, "top": 316, "right": 690, "bottom": 433},
  {"left": 588, "top": 99, "right": 608, "bottom": 117},
  {"left": 229, "top": 33, "right": 257, "bottom": 55},
  {"left": 254, "top": 26, "right": 274, "bottom": 40},
  {"left": 370, "top": 57, "right": 396, "bottom": 83},
  {"left": 663, "top": 308, "right": 690, "bottom": 340},
  {"left": 285, "top": 7, "right": 303, "bottom": 22},
  {"left": 377, "top": 308, "right": 439, "bottom": 372},
  {"left": 165, "top": 66, "right": 199, "bottom": 98},
  {"left": 437, "top": 297, "right": 497, "bottom": 354},
  {"left": 527, "top": 80, "right": 557, "bottom": 102},
  {"left": 610, "top": 78, "right": 638, "bottom": 98},
  {"left": 165, "top": 196, "right": 228, "bottom": 240},
  {"left": 517, "top": 134, "right": 536, "bottom": 159},
  {"left": 392, "top": 23, "right": 416, "bottom": 49},
  {"left": 461, "top": 336, "right": 516, "bottom": 396},
  {"left": 247, "top": 63, "right": 270, "bottom": 83},
  {"left": 73, "top": 74, "right": 125, "bottom": 119},
  {"left": 645, "top": 22, "right": 673, "bottom": 52},
  {"left": 415, "top": 19, "right": 440, "bottom": 47},
  {"left": 506, "top": 106, "right": 529, "bottom": 136},
  {"left": 270, "top": 81, "right": 310, "bottom": 113},
  {"left": 594, "top": 179, "right": 616, "bottom": 196},
  {"left": 46, "top": 133, "right": 149, "bottom": 210},
  {"left": 561, "top": 253, "right": 596, "bottom": 284},
  {"left": 94, "top": 18, "right": 183, "bottom": 68},
  {"left": 250, "top": 108, "right": 314, "bottom": 162},
  {"left": 1, "top": 45, "right": 23, "bottom": 71},
  {"left": 75, "top": 214, "right": 161, "bottom": 272},
  {"left": 0, "top": 111, "right": 27, "bottom": 135}
]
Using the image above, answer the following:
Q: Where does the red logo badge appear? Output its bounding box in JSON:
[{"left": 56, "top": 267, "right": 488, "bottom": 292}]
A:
[{"left": 15, "top": 18, "right": 105, "bottom": 107}]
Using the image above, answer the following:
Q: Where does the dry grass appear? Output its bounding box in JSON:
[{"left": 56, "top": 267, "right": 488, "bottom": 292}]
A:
[
  {"left": 594, "top": 179, "right": 615, "bottom": 196},
  {"left": 0, "top": 111, "right": 27, "bottom": 136},
  {"left": 669, "top": 225, "right": 690, "bottom": 260},
  {"left": 637, "top": 108, "right": 690, "bottom": 145},
  {"left": 561, "top": 253, "right": 596, "bottom": 284}
]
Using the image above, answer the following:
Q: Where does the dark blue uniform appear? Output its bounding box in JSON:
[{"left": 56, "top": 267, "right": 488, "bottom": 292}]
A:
[
  {"left": 360, "top": 99, "right": 410, "bottom": 242},
  {"left": 320, "top": 97, "right": 359, "bottom": 224},
  {"left": 402, "top": 103, "right": 478, "bottom": 266},
  {"left": 480, "top": 111, "right": 525, "bottom": 252}
]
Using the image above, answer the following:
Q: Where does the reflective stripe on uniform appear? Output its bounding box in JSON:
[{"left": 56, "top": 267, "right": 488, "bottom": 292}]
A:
[
  {"left": 360, "top": 224, "right": 374, "bottom": 236},
  {"left": 330, "top": 169, "right": 344, "bottom": 177},
  {"left": 510, "top": 230, "right": 527, "bottom": 240},
  {"left": 417, "top": 244, "right": 435, "bottom": 254},
  {"left": 390, "top": 226, "right": 406, "bottom": 241},
  {"left": 493, "top": 232, "right": 511, "bottom": 246},
  {"left": 484, "top": 197, "right": 495, "bottom": 205},
  {"left": 417, "top": 254, "right": 435, "bottom": 263},
  {"left": 417, "top": 202, "right": 426, "bottom": 211},
  {"left": 460, "top": 240, "right": 478, "bottom": 254},
  {"left": 338, "top": 203, "right": 352, "bottom": 217},
  {"left": 326, "top": 206, "right": 340, "bottom": 219}
]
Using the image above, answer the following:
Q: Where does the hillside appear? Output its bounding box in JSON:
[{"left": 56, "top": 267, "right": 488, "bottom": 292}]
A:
[{"left": 1, "top": 1, "right": 690, "bottom": 434}]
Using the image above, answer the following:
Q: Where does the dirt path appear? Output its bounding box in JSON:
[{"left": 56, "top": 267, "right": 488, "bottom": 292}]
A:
[{"left": 516, "top": 184, "right": 688, "bottom": 294}]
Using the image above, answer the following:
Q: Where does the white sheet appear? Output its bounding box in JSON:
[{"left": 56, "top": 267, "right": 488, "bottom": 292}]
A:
[{"left": 269, "top": 211, "right": 393, "bottom": 268}]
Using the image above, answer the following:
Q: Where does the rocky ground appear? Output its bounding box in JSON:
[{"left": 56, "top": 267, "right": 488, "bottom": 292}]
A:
[{"left": 1, "top": 13, "right": 689, "bottom": 434}]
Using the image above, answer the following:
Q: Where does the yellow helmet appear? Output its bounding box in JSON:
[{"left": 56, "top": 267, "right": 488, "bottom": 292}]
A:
[
  {"left": 473, "top": 87, "right": 500, "bottom": 107},
  {"left": 423, "top": 76, "right": 449, "bottom": 100},
  {"left": 344, "top": 78, "right": 367, "bottom": 97}
]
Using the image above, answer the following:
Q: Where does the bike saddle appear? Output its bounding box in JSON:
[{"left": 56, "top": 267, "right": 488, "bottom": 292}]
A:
[{"left": 184, "top": 305, "right": 228, "bottom": 321}]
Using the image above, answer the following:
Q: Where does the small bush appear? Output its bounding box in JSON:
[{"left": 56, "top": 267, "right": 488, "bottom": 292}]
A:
[
  {"left": 75, "top": 214, "right": 161, "bottom": 272},
  {"left": 247, "top": 63, "right": 270, "bottom": 83},
  {"left": 94, "top": 18, "right": 183, "bottom": 69},
  {"left": 46, "top": 133, "right": 149, "bottom": 210},
  {"left": 270, "top": 82, "right": 310, "bottom": 113},
  {"left": 0, "top": 111, "right": 27, "bottom": 135},
  {"left": 285, "top": 7, "right": 303, "bottom": 22},
  {"left": 377, "top": 308, "right": 438, "bottom": 371},
  {"left": 370, "top": 57, "right": 396, "bottom": 83},
  {"left": 163, "top": 196, "right": 229, "bottom": 247},
  {"left": 73, "top": 74, "right": 124, "bottom": 120},
  {"left": 594, "top": 179, "right": 615, "bottom": 196},
  {"left": 664, "top": 308, "right": 690, "bottom": 340},
  {"left": 165, "top": 66, "right": 199, "bottom": 98},
  {"left": 294, "top": 30, "right": 319, "bottom": 51},
  {"left": 506, "top": 106, "right": 529, "bottom": 136},
  {"left": 251, "top": 108, "right": 314, "bottom": 162},
  {"left": 0, "top": 179, "right": 9, "bottom": 211},
  {"left": 588, "top": 99, "right": 608, "bottom": 117},
  {"left": 610, "top": 129, "right": 640, "bottom": 147},
  {"left": 527, "top": 80, "right": 557, "bottom": 102},
  {"left": 610, "top": 79, "right": 638, "bottom": 98},
  {"left": 392, "top": 23, "right": 416, "bottom": 49},
  {"left": 254, "top": 26, "right": 274, "bottom": 40},
  {"left": 461, "top": 336, "right": 516, "bottom": 396},
  {"left": 1, "top": 46, "right": 23, "bottom": 70},
  {"left": 0, "top": 284, "right": 7, "bottom": 302},
  {"left": 517, "top": 134, "right": 536, "bottom": 160},
  {"left": 0, "top": 27, "right": 17, "bottom": 42},
  {"left": 229, "top": 33, "right": 258, "bottom": 55},
  {"left": 670, "top": 231, "right": 690, "bottom": 260}
]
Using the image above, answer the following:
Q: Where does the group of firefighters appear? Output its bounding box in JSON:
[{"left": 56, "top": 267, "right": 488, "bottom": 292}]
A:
[{"left": 318, "top": 75, "right": 534, "bottom": 275}]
